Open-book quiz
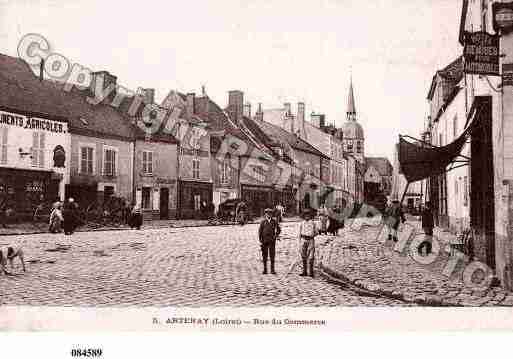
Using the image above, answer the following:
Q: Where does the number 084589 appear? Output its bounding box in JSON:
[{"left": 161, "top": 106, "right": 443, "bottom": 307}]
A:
[{"left": 71, "top": 349, "right": 102, "bottom": 357}]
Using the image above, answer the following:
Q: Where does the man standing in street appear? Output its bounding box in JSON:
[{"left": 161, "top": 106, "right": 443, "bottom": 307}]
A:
[
  {"left": 420, "top": 201, "right": 434, "bottom": 255},
  {"left": 386, "top": 198, "right": 405, "bottom": 242},
  {"left": 298, "top": 208, "right": 318, "bottom": 277},
  {"left": 258, "top": 208, "right": 281, "bottom": 274}
]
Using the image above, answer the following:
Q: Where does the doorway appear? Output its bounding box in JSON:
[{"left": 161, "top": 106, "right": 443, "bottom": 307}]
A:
[
  {"left": 159, "top": 187, "right": 169, "bottom": 219},
  {"left": 471, "top": 100, "right": 495, "bottom": 269}
]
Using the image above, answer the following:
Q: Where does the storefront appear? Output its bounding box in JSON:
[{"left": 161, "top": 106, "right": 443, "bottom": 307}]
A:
[
  {"left": 178, "top": 180, "right": 213, "bottom": 219},
  {"left": 241, "top": 184, "right": 274, "bottom": 218},
  {"left": 0, "top": 108, "right": 70, "bottom": 218},
  {"left": 136, "top": 178, "right": 178, "bottom": 220}
]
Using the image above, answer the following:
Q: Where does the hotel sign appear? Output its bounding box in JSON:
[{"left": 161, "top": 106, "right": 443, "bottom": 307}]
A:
[
  {"left": 462, "top": 31, "right": 500, "bottom": 76},
  {"left": 0, "top": 110, "right": 67, "bottom": 133}
]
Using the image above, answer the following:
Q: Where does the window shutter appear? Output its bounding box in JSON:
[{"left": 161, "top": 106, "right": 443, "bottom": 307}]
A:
[
  {"left": 1, "top": 127, "right": 7, "bottom": 163},
  {"left": 150, "top": 151, "right": 155, "bottom": 174},
  {"left": 113, "top": 150, "right": 117, "bottom": 176},
  {"left": 88, "top": 147, "right": 94, "bottom": 174},
  {"left": 31, "top": 132, "right": 38, "bottom": 166},
  {"left": 39, "top": 133, "right": 45, "bottom": 168}
]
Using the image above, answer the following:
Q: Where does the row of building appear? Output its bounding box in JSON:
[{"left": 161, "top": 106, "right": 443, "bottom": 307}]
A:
[
  {"left": 392, "top": 0, "right": 513, "bottom": 290},
  {"left": 0, "top": 52, "right": 391, "bottom": 220}
]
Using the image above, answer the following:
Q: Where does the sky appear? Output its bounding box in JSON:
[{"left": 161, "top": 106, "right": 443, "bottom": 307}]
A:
[{"left": 0, "top": 0, "right": 463, "bottom": 161}]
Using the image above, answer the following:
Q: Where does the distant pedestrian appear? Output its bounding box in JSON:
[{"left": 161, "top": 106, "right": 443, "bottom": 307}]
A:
[
  {"left": 0, "top": 196, "right": 9, "bottom": 229},
  {"left": 275, "top": 203, "right": 285, "bottom": 223},
  {"left": 63, "top": 198, "right": 78, "bottom": 235},
  {"left": 236, "top": 201, "right": 247, "bottom": 225},
  {"left": 385, "top": 198, "right": 405, "bottom": 242},
  {"left": 49, "top": 201, "right": 63, "bottom": 233},
  {"left": 318, "top": 204, "right": 328, "bottom": 235},
  {"left": 298, "top": 208, "right": 318, "bottom": 277},
  {"left": 420, "top": 201, "right": 434, "bottom": 255},
  {"left": 258, "top": 208, "right": 281, "bottom": 274},
  {"left": 129, "top": 202, "right": 143, "bottom": 230}
]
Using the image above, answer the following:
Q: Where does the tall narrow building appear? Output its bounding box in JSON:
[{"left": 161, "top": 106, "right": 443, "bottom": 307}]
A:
[{"left": 342, "top": 76, "right": 365, "bottom": 163}]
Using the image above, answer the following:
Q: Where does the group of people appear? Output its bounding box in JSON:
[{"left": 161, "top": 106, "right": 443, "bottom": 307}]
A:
[
  {"left": 383, "top": 198, "right": 434, "bottom": 255},
  {"left": 49, "top": 198, "right": 80, "bottom": 235},
  {"left": 257, "top": 206, "right": 322, "bottom": 278}
]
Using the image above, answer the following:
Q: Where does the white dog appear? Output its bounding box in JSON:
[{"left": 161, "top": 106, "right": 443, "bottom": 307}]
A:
[{"left": 0, "top": 246, "right": 25, "bottom": 274}]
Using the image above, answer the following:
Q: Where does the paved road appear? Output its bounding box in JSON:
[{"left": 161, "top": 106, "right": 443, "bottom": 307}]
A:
[{"left": 0, "top": 223, "right": 406, "bottom": 306}]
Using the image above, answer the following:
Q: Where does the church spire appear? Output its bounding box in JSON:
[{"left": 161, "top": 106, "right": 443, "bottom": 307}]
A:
[{"left": 347, "top": 73, "right": 356, "bottom": 121}]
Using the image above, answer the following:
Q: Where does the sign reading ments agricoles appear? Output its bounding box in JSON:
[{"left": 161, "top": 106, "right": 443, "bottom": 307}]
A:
[
  {"left": 463, "top": 31, "right": 500, "bottom": 76},
  {"left": 0, "top": 110, "right": 67, "bottom": 133}
]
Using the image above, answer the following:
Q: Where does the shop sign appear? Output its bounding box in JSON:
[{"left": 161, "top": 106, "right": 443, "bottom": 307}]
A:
[
  {"left": 0, "top": 110, "right": 67, "bottom": 134},
  {"left": 493, "top": 2, "right": 513, "bottom": 33},
  {"left": 462, "top": 31, "right": 500, "bottom": 76},
  {"left": 503, "top": 63, "right": 513, "bottom": 87},
  {"left": 156, "top": 178, "right": 176, "bottom": 185}
]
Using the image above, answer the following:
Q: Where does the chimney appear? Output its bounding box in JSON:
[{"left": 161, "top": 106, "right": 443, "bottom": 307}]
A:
[
  {"left": 90, "top": 71, "right": 117, "bottom": 98},
  {"left": 202, "top": 85, "right": 206, "bottom": 96},
  {"left": 297, "top": 102, "right": 305, "bottom": 137},
  {"left": 228, "top": 90, "right": 244, "bottom": 124},
  {"left": 186, "top": 93, "right": 195, "bottom": 119},
  {"left": 137, "top": 88, "right": 155, "bottom": 104},
  {"left": 255, "top": 103, "right": 263, "bottom": 121},
  {"left": 243, "top": 103, "right": 251, "bottom": 118},
  {"left": 311, "top": 112, "right": 326, "bottom": 128}
]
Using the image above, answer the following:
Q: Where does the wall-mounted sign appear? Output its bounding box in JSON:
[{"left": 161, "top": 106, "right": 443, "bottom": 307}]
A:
[
  {"left": 462, "top": 31, "right": 500, "bottom": 76},
  {"left": 503, "top": 63, "right": 513, "bottom": 87},
  {"left": 0, "top": 110, "right": 67, "bottom": 133},
  {"left": 493, "top": 2, "right": 513, "bottom": 33}
]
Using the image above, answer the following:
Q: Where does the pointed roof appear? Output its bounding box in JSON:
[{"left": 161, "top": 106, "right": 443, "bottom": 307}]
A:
[{"left": 347, "top": 76, "right": 356, "bottom": 116}]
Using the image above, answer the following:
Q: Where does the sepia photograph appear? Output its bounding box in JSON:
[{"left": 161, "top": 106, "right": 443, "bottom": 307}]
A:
[{"left": 2, "top": 0, "right": 513, "bottom": 340}]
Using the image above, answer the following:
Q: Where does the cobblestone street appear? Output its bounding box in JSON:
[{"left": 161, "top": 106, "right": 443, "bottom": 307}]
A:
[{"left": 0, "top": 223, "right": 405, "bottom": 306}]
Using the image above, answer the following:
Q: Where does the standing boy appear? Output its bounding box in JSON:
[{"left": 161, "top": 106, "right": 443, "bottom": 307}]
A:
[
  {"left": 258, "top": 208, "right": 281, "bottom": 274},
  {"left": 298, "top": 208, "right": 318, "bottom": 277}
]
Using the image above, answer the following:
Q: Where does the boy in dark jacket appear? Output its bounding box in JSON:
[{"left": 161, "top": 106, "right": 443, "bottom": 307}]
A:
[
  {"left": 420, "top": 202, "right": 434, "bottom": 255},
  {"left": 258, "top": 208, "right": 281, "bottom": 274}
]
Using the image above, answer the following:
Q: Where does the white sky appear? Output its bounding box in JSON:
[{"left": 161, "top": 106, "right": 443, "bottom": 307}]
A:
[{"left": 0, "top": 0, "right": 463, "bottom": 161}]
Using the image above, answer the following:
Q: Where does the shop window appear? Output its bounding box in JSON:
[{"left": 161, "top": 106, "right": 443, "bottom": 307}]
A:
[
  {"left": 80, "top": 146, "right": 94, "bottom": 174},
  {"left": 103, "top": 148, "right": 117, "bottom": 176},
  {"left": 142, "top": 151, "right": 153, "bottom": 175},
  {"left": 0, "top": 126, "right": 7, "bottom": 164},
  {"left": 32, "top": 132, "right": 45, "bottom": 168},
  {"left": 192, "top": 158, "right": 200, "bottom": 179},
  {"left": 142, "top": 187, "right": 151, "bottom": 209},
  {"left": 220, "top": 158, "right": 231, "bottom": 185}
]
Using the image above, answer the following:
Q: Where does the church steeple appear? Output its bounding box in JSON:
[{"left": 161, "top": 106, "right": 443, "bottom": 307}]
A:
[{"left": 347, "top": 74, "right": 356, "bottom": 121}]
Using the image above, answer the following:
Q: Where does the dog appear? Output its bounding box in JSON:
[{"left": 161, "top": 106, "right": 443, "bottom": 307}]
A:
[{"left": 0, "top": 246, "right": 26, "bottom": 274}]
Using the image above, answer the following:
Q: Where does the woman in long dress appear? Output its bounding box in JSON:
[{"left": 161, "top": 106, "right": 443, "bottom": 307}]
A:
[{"left": 49, "top": 202, "right": 63, "bottom": 233}]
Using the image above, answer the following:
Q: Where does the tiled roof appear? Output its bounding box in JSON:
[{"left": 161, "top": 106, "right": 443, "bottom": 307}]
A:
[
  {"left": 253, "top": 119, "right": 329, "bottom": 159},
  {"left": 160, "top": 91, "right": 251, "bottom": 144},
  {"left": 0, "top": 53, "right": 135, "bottom": 141},
  {"left": 240, "top": 116, "right": 293, "bottom": 163},
  {"left": 365, "top": 157, "right": 393, "bottom": 176},
  {"left": 427, "top": 56, "right": 463, "bottom": 100}
]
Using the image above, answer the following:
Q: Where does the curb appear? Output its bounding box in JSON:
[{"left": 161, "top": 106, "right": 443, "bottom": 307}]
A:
[{"left": 319, "top": 261, "right": 456, "bottom": 307}]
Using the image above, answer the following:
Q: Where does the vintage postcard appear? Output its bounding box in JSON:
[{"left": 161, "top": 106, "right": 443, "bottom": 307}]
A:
[{"left": 1, "top": 0, "right": 513, "bottom": 336}]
